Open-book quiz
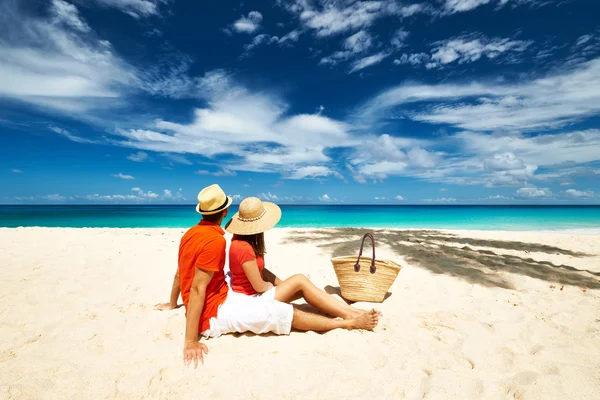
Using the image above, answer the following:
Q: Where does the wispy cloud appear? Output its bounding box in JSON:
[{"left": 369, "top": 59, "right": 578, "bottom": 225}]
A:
[
  {"left": 11, "top": 169, "right": 23, "bottom": 174},
  {"left": 81, "top": 187, "right": 185, "bottom": 202},
  {"left": 52, "top": 0, "right": 91, "bottom": 32},
  {"left": 92, "top": 0, "right": 165, "bottom": 19},
  {"left": 196, "top": 169, "right": 237, "bottom": 176},
  {"left": 424, "top": 197, "right": 457, "bottom": 203},
  {"left": 395, "top": 195, "right": 404, "bottom": 200},
  {"left": 231, "top": 11, "right": 263, "bottom": 34},
  {"left": 349, "top": 51, "right": 390, "bottom": 73},
  {"left": 288, "top": 166, "right": 338, "bottom": 180},
  {"left": 359, "top": 57, "right": 600, "bottom": 132},
  {"left": 279, "top": 1, "right": 425, "bottom": 37},
  {"left": 111, "top": 173, "right": 135, "bottom": 180},
  {"left": 319, "top": 194, "right": 331, "bottom": 202},
  {"left": 127, "top": 151, "right": 148, "bottom": 162},
  {"left": 516, "top": 186, "right": 552, "bottom": 198},
  {"left": 161, "top": 153, "right": 192, "bottom": 165},
  {"left": 441, "top": 0, "right": 545, "bottom": 15},
  {"left": 114, "top": 73, "right": 352, "bottom": 178},
  {"left": 394, "top": 34, "right": 531, "bottom": 69},
  {"left": 50, "top": 127, "right": 99, "bottom": 144},
  {"left": 0, "top": 0, "right": 135, "bottom": 114},
  {"left": 427, "top": 35, "right": 531, "bottom": 68},
  {"left": 564, "top": 189, "right": 595, "bottom": 198}
]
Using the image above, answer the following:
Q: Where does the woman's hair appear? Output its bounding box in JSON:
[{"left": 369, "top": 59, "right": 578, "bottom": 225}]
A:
[{"left": 235, "top": 233, "right": 266, "bottom": 258}]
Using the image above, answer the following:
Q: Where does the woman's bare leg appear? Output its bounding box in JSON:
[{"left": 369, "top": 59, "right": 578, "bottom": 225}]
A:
[
  {"left": 274, "top": 274, "right": 372, "bottom": 319},
  {"left": 291, "top": 307, "right": 379, "bottom": 332}
]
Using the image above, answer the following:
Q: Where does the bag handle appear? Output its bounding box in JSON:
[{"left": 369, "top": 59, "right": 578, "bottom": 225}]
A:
[{"left": 354, "top": 233, "right": 376, "bottom": 274}]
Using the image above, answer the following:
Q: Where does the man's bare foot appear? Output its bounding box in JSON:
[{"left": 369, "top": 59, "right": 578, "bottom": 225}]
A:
[
  {"left": 345, "top": 309, "right": 379, "bottom": 331},
  {"left": 345, "top": 308, "right": 382, "bottom": 320}
]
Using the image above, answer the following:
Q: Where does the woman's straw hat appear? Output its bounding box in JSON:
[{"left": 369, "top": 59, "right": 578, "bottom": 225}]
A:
[
  {"left": 196, "top": 184, "right": 233, "bottom": 215},
  {"left": 225, "top": 197, "right": 281, "bottom": 235}
]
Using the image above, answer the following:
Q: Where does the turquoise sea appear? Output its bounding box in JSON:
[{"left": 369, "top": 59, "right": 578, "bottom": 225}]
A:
[{"left": 1, "top": 205, "right": 600, "bottom": 231}]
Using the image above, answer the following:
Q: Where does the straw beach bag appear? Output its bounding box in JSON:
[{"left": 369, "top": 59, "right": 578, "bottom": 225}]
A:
[{"left": 330, "top": 233, "right": 402, "bottom": 303}]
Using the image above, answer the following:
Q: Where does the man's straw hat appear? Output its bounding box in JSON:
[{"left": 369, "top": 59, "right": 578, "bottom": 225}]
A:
[
  {"left": 196, "top": 184, "right": 233, "bottom": 215},
  {"left": 225, "top": 197, "right": 281, "bottom": 235}
]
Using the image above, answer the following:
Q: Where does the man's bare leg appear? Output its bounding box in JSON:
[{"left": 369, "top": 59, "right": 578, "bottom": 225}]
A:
[
  {"left": 291, "top": 307, "right": 379, "bottom": 332},
  {"left": 275, "top": 274, "right": 376, "bottom": 320}
]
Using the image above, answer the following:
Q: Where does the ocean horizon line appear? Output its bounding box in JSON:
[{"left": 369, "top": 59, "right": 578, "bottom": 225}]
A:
[{"left": 2, "top": 204, "right": 600, "bottom": 207}]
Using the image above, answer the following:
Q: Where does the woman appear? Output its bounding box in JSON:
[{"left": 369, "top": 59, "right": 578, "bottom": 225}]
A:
[{"left": 225, "top": 197, "right": 379, "bottom": 322}]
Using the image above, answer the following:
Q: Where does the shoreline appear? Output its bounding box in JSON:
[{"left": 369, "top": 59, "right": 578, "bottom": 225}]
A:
[{"left": 3, "top": 226, "right": 600, "bottom": 234}]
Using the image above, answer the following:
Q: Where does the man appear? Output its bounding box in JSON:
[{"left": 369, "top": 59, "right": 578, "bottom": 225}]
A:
[{"left": 156, "top": 184, "right": 379, "bottom": 368}]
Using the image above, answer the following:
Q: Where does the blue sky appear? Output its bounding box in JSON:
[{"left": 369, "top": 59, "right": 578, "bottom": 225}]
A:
[{"left": 1, "top": 0, "right": 599, "bottom": 205}]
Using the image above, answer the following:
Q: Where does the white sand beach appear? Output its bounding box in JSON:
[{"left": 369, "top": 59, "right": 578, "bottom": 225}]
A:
[{"left": 1, "top": 227, "right": 599, "bottom": 400}]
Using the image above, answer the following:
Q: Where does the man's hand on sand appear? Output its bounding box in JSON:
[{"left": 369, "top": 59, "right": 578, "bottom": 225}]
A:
[
  {"left": 154, "top": 302, "right": 181, "bottom": 311},
  {"left": 184, "top": 341, "right": 208, "bottom": 368}
]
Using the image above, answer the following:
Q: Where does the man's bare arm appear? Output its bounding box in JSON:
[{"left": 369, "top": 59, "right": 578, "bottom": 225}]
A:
[
  {"left": 155, "top": 267, "right": 181, "bottom": 311},
  {"left": 183, "top": 267, "right": 213, "bottom": 368}
]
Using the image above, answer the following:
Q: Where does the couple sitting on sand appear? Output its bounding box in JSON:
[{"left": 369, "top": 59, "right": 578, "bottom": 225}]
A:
[{"left": 156, "top": 184, "right": 380, "bottom": 367}]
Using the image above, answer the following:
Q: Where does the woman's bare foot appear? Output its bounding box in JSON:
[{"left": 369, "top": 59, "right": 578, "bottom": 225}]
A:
[{"left": 345, "top": 309, "right": 380, "bottom": 331}]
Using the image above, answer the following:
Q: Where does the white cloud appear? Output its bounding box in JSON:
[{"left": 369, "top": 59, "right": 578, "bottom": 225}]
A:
[
  {"left": 42, "top": 194, "right": 67, "bottom": 201},
  {"left": 349, "top": 134, "right": 439, "bottom": 180},
  {"left": 576, "top": 35, "right": 592, "bottom": 47},
  {"left": 319, "top": 30, "right": 374, "bottom": 67},
  {"left": 443, "top": 0, "right": 492, "bottom": 13},
  {"left": 484, "top": 152, "right": 526, "bottom": 171},
  {"left": 0, "top": 0, "right": 135, "bottom": 114},
  {"left": 359, "top": 57, "right": 600, "bottom": 132},
  {"left": 14, "top": 194, "right": 67, "bottom": 202},
  {"left": 488, "top": 194, "right": 510, "bottom": 199},
  {"left": 161, "top": 153, "right": 192, "bottom": 165},
  {"left": 258, "top": 192, "right": 279, "bottom": 201},
  {"left": 393, "top": 53, "right": 429, "bottom": 66},
  {"left": 0, "top": 0, "right": 226, "bottom": 118},
  {"left": 428, "top": 35, "right": 531, "bottom": 68},
  {"left": 51, "top": 0, "right": 91, "bottom": 32},
  {"left": 232, "top": 11, "right": 263, "bottom": 33},
  {"left": 442, "top": 0, "right": 540, "bottom": 14},
  {"left": 345, "top": 30, "right": 374, "bottom": 53},
  {"left": 424, "top": 197, "right": 457, "bottom": 203},
  {"left": 112, "top": 173, "right": 135, "bottom": 180},
  {"left": 81, "top": 187, "right": 184, "bottom": 202},
  {"left": 516, "top": 186, "right": 552, "bottom": 198},
  {"left": 195, "top": 169, "right": 237, "bottom": 176},
  {"left": 127, "top": 151, "right": 148, "bottom": 162},
  {"left": 564, "top": 189, "right": 595, "bottom": 198},
  {"left": 92, "top": 0, "right": 162, "bottom": 18},
  {"left": 374, "top": 196, "right": 387, "bottom": 200},
  {"left": 391, "top": 29, "right": 409, "bottom": 49},
  {"left": 114, "top": 74, "right": 352, "bottom": 176},
  {"left": 395, "top": 195, "right": 404, "bottom": 200},
  {"left": 394, "top": 34, "right": 531, "bottom": 69},
  {"left": 50, "top": 127, "right": 98, "bottom": 144},
  {"left": 244, "top": 30, "right": 302, "bottom": 53},
  {"left": 244, "top": 34, "right": 279, "bottom": 51},
  {"left": 350, "top": 52, "right": 389, "bottom": 73},
  {"left": 289, "top": 166, "right": 334, "bottom": 179},
  {"left": 319, "top": 194, "right": 331, "bottom": 202},
  {"left": 280, "top": 0, "right": 425, "bottom": 37},
  {"left": 11, "top": 169, "right": 23, "bottom": 174}
]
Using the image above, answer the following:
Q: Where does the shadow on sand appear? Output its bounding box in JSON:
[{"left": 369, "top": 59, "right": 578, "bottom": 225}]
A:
[{"left": 282, "top": 229, "right": 600, "bottom": 290}]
